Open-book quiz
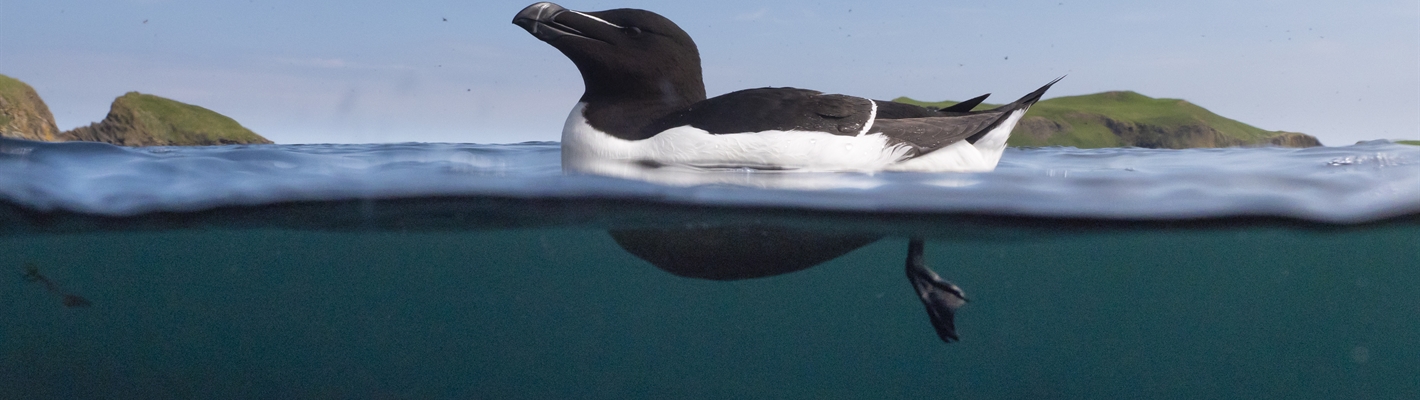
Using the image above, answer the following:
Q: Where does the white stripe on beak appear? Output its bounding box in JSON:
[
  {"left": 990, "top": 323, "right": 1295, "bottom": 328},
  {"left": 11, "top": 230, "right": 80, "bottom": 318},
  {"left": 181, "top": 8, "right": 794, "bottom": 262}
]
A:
[{"left": 569, "top": 11, "right": 624, "bottom": 29}]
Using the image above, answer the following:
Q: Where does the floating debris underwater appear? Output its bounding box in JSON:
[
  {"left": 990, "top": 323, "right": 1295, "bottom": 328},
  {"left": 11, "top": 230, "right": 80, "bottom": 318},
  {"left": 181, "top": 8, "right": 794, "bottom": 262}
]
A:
[{"left": 21, "top": 263, "right": 92, "bottom": 308}]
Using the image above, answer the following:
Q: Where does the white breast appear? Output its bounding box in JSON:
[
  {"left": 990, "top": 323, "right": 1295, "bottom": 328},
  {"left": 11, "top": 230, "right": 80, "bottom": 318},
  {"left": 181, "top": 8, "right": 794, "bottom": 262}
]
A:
[
  {"left": 885, "top": 108, "right": 1026, "bottom": 172},
  {"left": 561, "top": 103, "right": 912, "bottom": 175},
  {"left": 560, "top": 103, "right": 1027, "bottom": 175}
]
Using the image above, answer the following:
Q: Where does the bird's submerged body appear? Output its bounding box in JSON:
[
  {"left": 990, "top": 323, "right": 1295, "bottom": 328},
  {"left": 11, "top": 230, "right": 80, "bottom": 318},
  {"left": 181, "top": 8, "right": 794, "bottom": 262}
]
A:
[{"left": 513, "top": 1, "right": 1058, "bottom": 343}]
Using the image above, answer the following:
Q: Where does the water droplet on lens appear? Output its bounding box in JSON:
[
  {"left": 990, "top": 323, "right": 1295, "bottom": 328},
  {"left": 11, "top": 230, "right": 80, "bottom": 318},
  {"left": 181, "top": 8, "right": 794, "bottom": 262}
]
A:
[
  {"left": 1327, "top": 157, "right": 1356, "bottom": 166},
  {"left": 1350, "top": 346, "right": 1370, "bottom": 364}
]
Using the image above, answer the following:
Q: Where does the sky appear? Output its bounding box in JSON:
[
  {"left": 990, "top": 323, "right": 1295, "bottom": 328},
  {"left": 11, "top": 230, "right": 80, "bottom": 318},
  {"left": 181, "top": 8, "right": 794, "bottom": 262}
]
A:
[{"left": 1, "top": 0, "right": 1416, "bottom": 146}]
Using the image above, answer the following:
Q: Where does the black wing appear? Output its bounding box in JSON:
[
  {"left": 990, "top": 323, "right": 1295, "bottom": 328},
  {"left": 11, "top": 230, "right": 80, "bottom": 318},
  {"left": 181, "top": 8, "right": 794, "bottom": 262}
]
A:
[
  {"left": 641, "top": 87, "right": 876, "bottom": 137},
  {"left": 639, "top": 78, "right": 1063, "bottom": 159},
  {"left": 874, "top": 112, "right": 1012, "bottom": 155},
  {"left": 873, "top": 93, "right": 992, "bottom": 119},
  {"left": 940, "top": 93, "right": 991, "bottom": 113}
]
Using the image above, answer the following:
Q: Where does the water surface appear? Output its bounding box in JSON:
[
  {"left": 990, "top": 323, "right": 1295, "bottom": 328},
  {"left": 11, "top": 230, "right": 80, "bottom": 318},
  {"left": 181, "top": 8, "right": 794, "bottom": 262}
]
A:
[{"left": 2, "top": 138, "right": 1417, "bottom": 399}]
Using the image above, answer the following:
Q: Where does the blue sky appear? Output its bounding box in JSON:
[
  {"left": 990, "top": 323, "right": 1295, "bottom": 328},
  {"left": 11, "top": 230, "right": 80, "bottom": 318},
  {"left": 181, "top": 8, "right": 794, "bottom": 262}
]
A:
[{"left": 1, "top": 0, "right": 1416, "bottom": 145}]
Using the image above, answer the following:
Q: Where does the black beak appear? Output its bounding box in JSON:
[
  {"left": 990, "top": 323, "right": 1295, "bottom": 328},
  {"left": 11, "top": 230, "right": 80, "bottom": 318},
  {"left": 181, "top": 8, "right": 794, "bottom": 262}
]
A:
[{"left": 513, "top": 2, "right": 595, "bottom": 42}]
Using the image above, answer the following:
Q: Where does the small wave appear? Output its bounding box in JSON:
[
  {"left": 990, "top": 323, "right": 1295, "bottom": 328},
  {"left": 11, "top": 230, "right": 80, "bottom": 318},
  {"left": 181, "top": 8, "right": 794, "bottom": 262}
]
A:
[{"left": 2, "top": 138, "right": 1418, "bottom": 224}]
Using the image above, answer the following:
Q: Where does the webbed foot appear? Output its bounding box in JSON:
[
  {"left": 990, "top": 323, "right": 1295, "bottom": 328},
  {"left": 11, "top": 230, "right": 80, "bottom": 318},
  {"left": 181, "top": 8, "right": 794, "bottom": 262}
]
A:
[{"left": 905, "top": 238, "right": 968, "bottom": 343}]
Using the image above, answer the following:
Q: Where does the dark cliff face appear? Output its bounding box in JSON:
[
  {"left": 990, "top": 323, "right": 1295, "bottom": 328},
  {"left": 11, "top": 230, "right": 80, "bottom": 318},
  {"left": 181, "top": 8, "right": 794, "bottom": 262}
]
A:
[
  {"left": 1265, "top": 132, "right": 1323, "bottom": 148},
  {"left": 1015, "top": 113, "right": 1321, "bottom": 149},
  {"left": 1034, "top": 114, "right": 1322, "bottom": 149},
  {"left": 1102, "top": 117, "right": 1238, "bottom": 149},
  {"left": 0, "top": 74, "right": 60, "bottom": 142},
  {"left": 59, "top": 92, "right": 272, "bottom": 146},
  {"left": 1017, "top": 92, "right": 1322, "bottom": 149}
]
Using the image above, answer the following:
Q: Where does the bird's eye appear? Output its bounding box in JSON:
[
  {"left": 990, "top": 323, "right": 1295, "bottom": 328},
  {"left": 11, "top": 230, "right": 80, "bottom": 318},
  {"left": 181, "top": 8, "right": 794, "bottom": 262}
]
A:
[{"left": 623, "top": 26, "right": 643, "bottom": 37}]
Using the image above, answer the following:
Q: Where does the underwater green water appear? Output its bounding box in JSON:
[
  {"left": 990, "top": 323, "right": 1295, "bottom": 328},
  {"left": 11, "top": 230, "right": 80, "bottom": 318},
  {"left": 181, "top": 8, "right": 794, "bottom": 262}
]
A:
[{"left": 3, "top": 224, "right": 1416, "bottom": 399}]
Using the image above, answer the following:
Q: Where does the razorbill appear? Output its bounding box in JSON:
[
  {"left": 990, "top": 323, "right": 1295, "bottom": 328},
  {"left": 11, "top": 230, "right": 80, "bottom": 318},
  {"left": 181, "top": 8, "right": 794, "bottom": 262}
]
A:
[
  {"left": 514, "top": 2, "right": 1054, "bottom": 343},
  {"left": 513, "top": 2, "right": 1058, "bottom": 176}
]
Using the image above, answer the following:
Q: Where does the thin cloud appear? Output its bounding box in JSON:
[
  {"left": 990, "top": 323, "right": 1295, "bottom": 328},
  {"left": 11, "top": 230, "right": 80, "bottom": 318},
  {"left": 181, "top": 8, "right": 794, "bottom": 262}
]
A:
[
  {"left": 274, "top": 57, "right": 415, "bottom": 71},
  {"left": 735, "top": 8, "right": 768, "bottom": 21}
]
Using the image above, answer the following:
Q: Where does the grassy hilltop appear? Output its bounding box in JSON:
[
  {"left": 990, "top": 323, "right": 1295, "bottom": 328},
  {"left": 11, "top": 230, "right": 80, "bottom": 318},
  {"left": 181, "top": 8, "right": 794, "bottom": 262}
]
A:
[
  {"left": 0, "top": 74, "right": 270, "bottom": 146},
  {"left": 0, "top": 73, "right": 61, "bottom": 141},
  {"left": 895, "top": 91, "right": 1320, "bottom": 148},
  {"left": 61, "top": 92, "right": 271, "bottom": 146}
]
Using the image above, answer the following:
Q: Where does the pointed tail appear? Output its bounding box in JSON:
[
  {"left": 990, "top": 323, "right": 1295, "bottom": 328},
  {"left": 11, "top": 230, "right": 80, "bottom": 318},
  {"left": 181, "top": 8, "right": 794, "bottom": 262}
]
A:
[
  {"left": 959, "top": 76, "right": 1064, "bottom": 144},
  {"left": 990, "top": 75, "right": 1065, "bottom": 111},
  {"left": 938, "top": 93, "right": 991, "bottom": 113}
]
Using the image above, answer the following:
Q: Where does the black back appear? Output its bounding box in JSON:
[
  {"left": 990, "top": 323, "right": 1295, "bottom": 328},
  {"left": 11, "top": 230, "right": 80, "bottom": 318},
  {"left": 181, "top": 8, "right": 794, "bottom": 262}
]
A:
[{"left": 641, "top": 88, "right": 876, "bottom": 137}]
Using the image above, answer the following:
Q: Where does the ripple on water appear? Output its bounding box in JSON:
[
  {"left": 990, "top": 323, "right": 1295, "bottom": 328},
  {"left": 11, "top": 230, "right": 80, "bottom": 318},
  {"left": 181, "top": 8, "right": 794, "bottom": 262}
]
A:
[{"left": 1, "top": 138, "right": 1418, "bottom": 224}]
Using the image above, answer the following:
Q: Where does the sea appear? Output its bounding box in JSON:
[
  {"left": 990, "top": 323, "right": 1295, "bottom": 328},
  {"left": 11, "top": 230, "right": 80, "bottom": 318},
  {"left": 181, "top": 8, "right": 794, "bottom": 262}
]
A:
[{"left": 1, "top": 137, "right": 1417, "bottom": 399}]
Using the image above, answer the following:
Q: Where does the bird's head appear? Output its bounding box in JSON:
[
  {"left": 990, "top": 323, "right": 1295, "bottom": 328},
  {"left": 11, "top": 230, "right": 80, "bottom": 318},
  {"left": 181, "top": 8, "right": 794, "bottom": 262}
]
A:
[{"left": 514, "top": 2, "right": 706, "bottom": 105}]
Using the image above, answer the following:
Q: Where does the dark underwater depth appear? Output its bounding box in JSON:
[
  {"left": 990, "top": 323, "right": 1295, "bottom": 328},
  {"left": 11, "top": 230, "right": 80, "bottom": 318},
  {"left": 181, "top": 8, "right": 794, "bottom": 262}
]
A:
[
  {"left": 2, "top": 138, "right": 1418, "bottom": 398},
  {"left": 4, "top": 225, "right": 1417, "bottom": 399}
]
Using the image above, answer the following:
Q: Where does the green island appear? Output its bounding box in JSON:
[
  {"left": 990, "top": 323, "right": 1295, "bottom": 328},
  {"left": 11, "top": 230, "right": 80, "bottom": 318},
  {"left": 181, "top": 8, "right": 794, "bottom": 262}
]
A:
[
  {"left": 1398, "top": 141, "right": 1419, "bottom": 146},
  {"left": 894, "top": 91, "right": 1321, "bottom": 148},
  {"left": 61, "top": 92, "right": 271, "bottom": 146},
  {"left": 0, "top": 74, "right": 61, "bottom": 142},
  {"left": 0, "top": 73, "right": 270, "bottom": 146}
]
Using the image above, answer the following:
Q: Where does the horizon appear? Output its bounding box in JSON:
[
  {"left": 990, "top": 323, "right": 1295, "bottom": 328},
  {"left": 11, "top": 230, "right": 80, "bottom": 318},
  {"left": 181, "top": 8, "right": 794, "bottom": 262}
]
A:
[{"left": 1, "top": 0, "right": 1416, "bottom": 146}]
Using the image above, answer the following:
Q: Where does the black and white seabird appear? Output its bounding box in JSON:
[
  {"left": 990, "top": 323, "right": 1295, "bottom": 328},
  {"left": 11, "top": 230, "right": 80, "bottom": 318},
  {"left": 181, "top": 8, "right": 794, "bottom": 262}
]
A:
[
  {"left": 513, "top": 2, "right": 1057, "bottom": 175},
  {"left": 514, "top": 2, "right": 1056, "bottom": 343}
]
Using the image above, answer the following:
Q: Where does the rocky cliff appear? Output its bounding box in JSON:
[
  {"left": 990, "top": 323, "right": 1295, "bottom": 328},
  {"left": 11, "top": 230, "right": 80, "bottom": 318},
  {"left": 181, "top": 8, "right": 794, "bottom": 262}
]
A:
[
  {"left": 895, "top": 91, "right": 1321, "bottom": 149},
  {"left": 60, "top": 92, "right": 271, "bottom": 146},
  {"left": 0, "top": 74, "right": 61, "bottom": 142}
]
